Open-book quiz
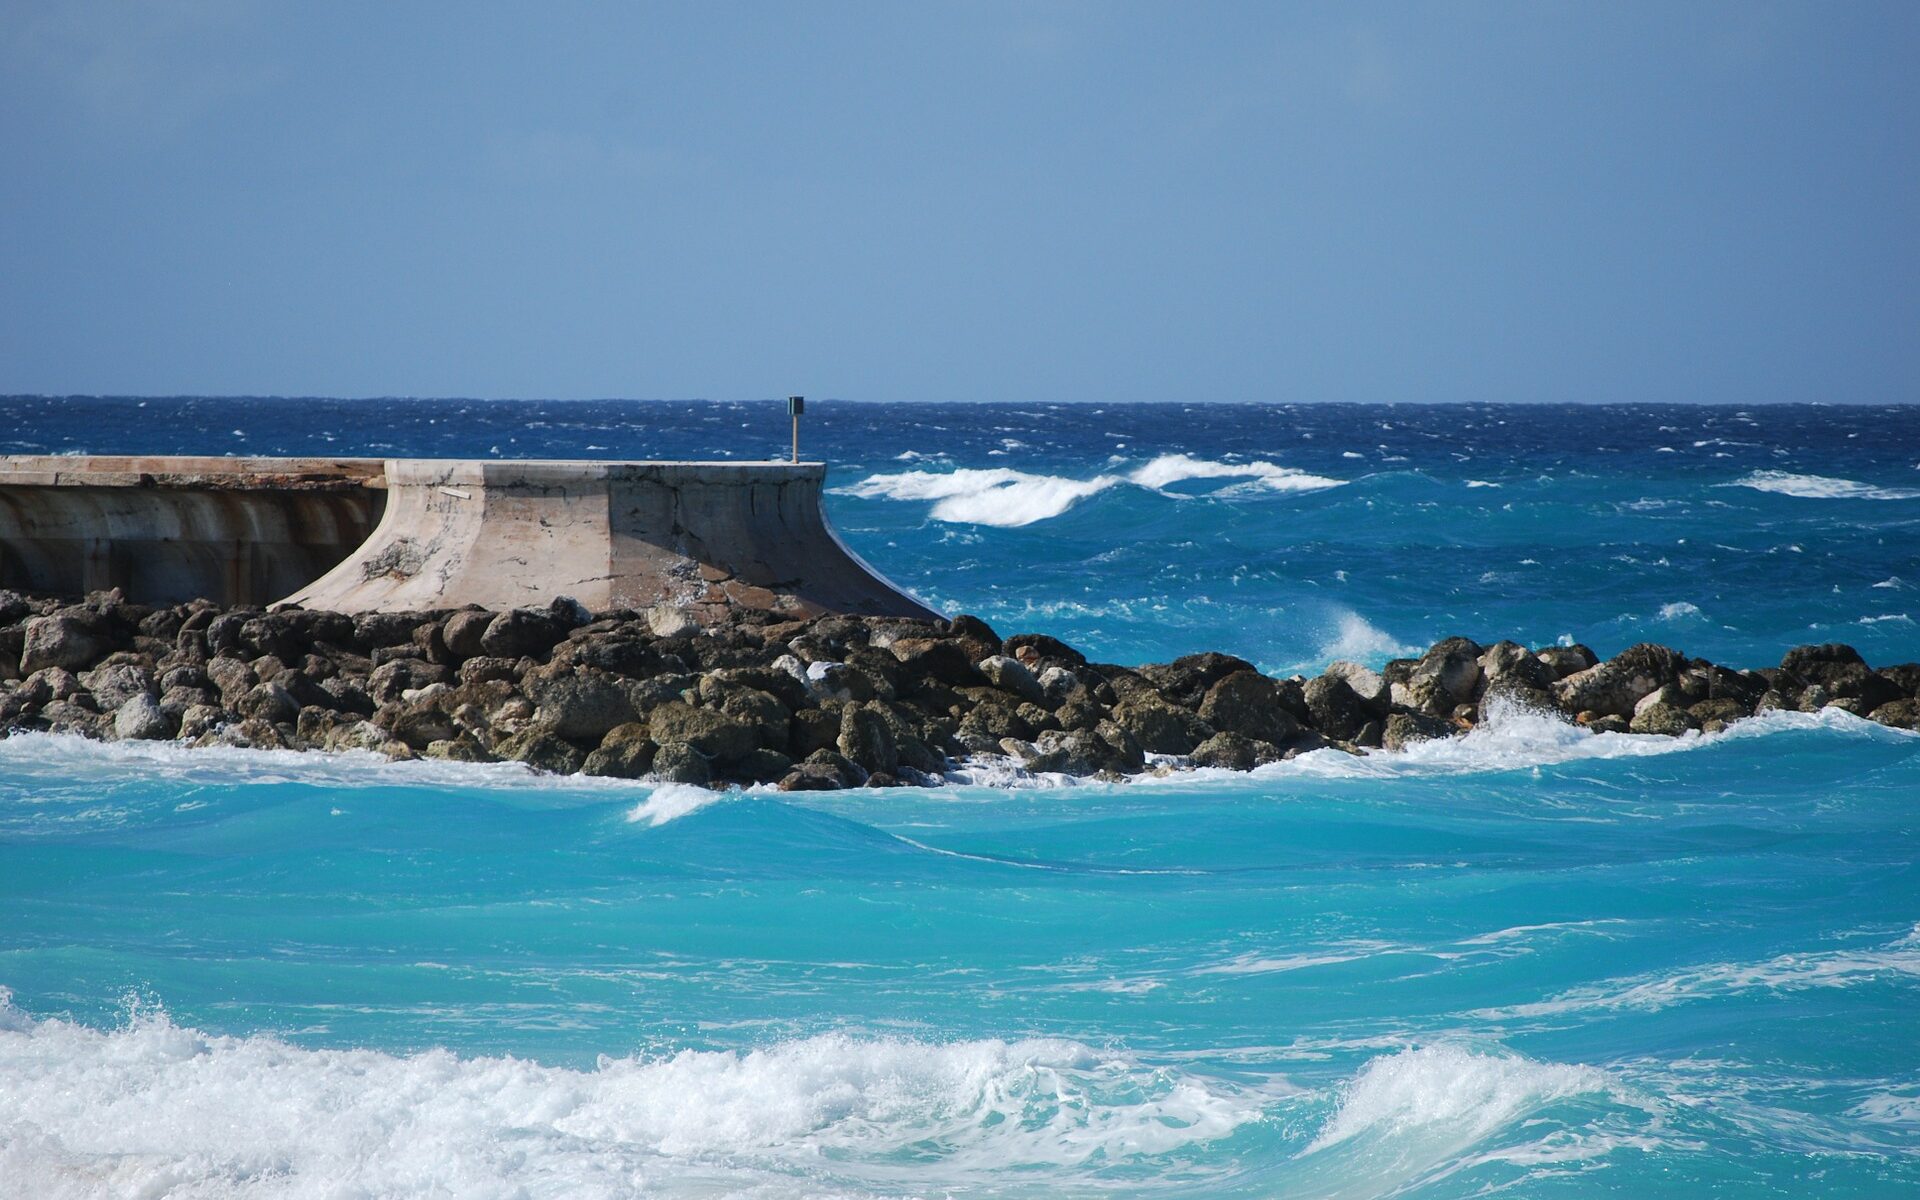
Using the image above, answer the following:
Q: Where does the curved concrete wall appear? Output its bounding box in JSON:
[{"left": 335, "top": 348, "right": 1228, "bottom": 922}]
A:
[
  {"left": 287, "top": 459, "right": 939, "bottom": 620},
  {"left": 0, "top": 455, "right": 937, "bottom": 622},
  {"left": 0, "top": 457, "right": 384, "bottom": 606}
]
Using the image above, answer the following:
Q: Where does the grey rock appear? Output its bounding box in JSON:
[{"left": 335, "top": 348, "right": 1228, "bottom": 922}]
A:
[
  {"left": 1629, "top": 702, "right": 1697, "bottom": 736},
  {"left": 1111, "top": 696, "right": 1213, "bottom": 755},
  {"left": 1303, "top": 674, "right": 1369, "bottom": 741},
  {"left": 532, "top": 672, "right": 638, "bottom": 740},
  {"left": 1382, "top": 711, "right": 1455, "bottom": 751},
  {"left": 112, "top": 694, "right": 175, "bottom": 741},
  {"left": 1198, "top": 671, "right": 1303, "bottom": 745},
  {"left": 20, "top": 615, "right": 104, "bottom": 674},
  {"left": 977, "top": 655, "right": 1045, "bottom": 704},
  {"left": 649, "top": 741, "right": 713, "bottom": 785}
]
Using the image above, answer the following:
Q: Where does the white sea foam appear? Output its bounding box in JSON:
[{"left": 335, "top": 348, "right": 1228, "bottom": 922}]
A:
[
  {"left": 1313, "top": 611, "right": 1420, "bottom": 664},
  {"left": 1308, "top": 1045, "right": 1614, "bottom": 1154},
  {"left": 1476, "top": 924, "right": 1920, "bottom": 1021},
  {"left": 625, "top": 783, "right": 731, "bottom": 827},
  {"left": 0, "top": 993, "right": 1278, "bottom": 1198},
  {"left": 1726, "top": 471, "right": 1920, "bottom": 501},
  {"left": 1657, "top": 601, "right": 1703, "bottom": 620},
  {"left": 835, "top": 454, "right": 1343, "bottom": 527}
]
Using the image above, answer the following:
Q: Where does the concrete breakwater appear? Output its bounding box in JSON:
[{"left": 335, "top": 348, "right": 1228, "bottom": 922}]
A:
[{"left": 2, "top": 588, "right": 1917, "bottom": 788}]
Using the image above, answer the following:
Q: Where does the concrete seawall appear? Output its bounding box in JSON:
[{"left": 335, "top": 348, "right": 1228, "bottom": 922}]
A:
[{"left": 0, "top": 455, "right": 936, "bottom": 621}]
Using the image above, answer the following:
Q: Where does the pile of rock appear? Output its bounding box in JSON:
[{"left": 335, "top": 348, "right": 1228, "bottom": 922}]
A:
[{"left": 0, "top": 588, "right": 1915, "bottom": 789}]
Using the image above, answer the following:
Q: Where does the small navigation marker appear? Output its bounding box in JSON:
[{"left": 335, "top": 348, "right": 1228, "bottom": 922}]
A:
[{"left": 788, "top": 395, "right": 805, "bottom": 463}]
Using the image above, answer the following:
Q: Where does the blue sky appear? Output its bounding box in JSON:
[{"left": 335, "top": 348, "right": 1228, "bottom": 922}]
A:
[{"left": 1, "top": 2, "right": 1914, "bottom": 403}]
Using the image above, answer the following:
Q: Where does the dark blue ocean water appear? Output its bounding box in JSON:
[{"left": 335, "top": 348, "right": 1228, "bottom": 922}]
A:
[{"left": 1, "top": 398, "right": 1917, "bottom": 1197}]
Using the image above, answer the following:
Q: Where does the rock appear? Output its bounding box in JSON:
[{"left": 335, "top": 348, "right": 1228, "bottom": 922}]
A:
[
  {"left": 802, "top": 660, "right": 866, "bottom": 704},
  {"left": 1138, "top": 652, "right": 1257, "bottom": 709},
  {"left": 977, "top": 655, "right": 1045, "bottom": 704},
  {"left": 646, "top": 605, "right": 701, "bottom": 638},
  {"left": 20, "top": 615, "right": 105, "bottom": 674},
  {"left": 1020, "top": 729, "right": 1125, "bottom": 776},
  {"left": 80, "top": 663, "right": 156, "bottom": 711},
  {"left": 441, "top": 610, "right": 494, "bottom": 660},
  {"left": 888, "top": 637, "right": 979, "bottom": 686},
  {"left": 1035, "top": 665, "right": 1079, "bottom": 703},
  {"left": 494, "top": 728, "right": 586, "bottom": 774},
  {"left": 1411, "top": 639, "right": 1482, "bottom": 704},
  {"left": 717, "top": 747, "right": 794, "bottom": 783},
  {"left": 1585, "top": 714, "right": 1630, "bottom": 735},
  {"left": 1689, "top": 697, "right": 1749, "bottom": 728},
  {"left": 1382, "top": 711, "right": 1454, "bottom": 751},
  {"left": 112, "top": 694, "right": 174, "bottom": 740},
  {"left": 1111, "top": 696, "right": 1213, "bottom": 755},
  {"left": 1197, "top": 671, "right": 1302, "bottom": 744},
  {"left": 1189, "top": 731, "right": 1281, "bottom": 771},
  {"left": 1552, "top": 643, "right": 1686, "bottom": 719},
  {"left": 1324, "top": 660, "right": 1389, "bottom": 711},
  {"left": 1391, "top": 675, "right": 1453, "bottom": 717},
  {"left": 837, "top": 704, "right": 898, "bottom": 775},
  {"left": 372, "top": 699, "right": 458, "bottom": 749},
  {"left": 648, "top": 701, "right": 757, "bottom": 761},
  {"left": 532, "top": 673, "right": 638, "bottom": 740},
  {"left": 424, "top": 735, "right": 492, "bottom": 762},
  {"left": 1003, "top": 633, "right": 1086, "bottom": 669},
  {"left": 1535, "top": 645, "right": 1599, "bottom": 679},
  {"left": 1629, "top": 702, "right": 1697, "bottom": 736},
  {"left": 1878, "top": 664, "right": 1920, "bottom": 697},
  {"left": 649, "top": 741, "right": 712, "bottom": 785},
  {"left": 176, "top": 704, "right": 226, "bottom": 741},
  {"left": 1868, "top": 699, "right": 1920, "bottom": 730},
  {"left": 479, "top": 609, "right": 565, "bottom": 659},
  {"left": 236, "top": 681, "right": 299, "bottom": 725},
  {"left": 1633, "top": 683, "right": 1689, "bottom": 717},
  {"left": 582, "top": 723, "right": 657, "bottom": 778},
  {"left": 1303, "top": 674, "right": 1369, "bottom": 741}
]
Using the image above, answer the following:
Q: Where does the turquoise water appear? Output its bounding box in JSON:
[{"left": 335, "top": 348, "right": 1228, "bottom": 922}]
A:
[{"left": 2, "top": 400, "right": 1919, "bottom": 1196}]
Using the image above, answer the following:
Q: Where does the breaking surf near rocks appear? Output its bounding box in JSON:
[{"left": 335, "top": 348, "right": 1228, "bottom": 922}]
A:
[{"left": 3, "top": 587, "right": 1918, "bottom": 791}]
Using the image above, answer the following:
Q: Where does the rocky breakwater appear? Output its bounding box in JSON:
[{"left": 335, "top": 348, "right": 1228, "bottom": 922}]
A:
[{"left": 1, "top": 588, "right": 1917, "bottom": 789}]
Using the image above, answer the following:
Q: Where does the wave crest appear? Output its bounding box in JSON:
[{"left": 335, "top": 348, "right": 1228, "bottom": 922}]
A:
[
  {"left": 836, "top": 454, "right": 1343, "bottom": 527},
  {"left": 1727, "top": 471, "right": 1920, "bottom": 501}
]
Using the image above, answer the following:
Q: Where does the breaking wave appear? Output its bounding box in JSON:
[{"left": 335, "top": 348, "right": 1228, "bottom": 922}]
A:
[
  {"left": 1726, "top": 471, "right": 1920, "bottom": 501},
  {"left": 0, "top": 991, "right": 1281, "bottom": 1198},
  {"left": 835, "top": 454, "right": 1344, "bottom": 527}
]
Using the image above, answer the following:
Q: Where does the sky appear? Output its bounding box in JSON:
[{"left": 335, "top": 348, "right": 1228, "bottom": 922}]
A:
[{"left": 0, "top": 2, "right": 1915, "bottom": 404}]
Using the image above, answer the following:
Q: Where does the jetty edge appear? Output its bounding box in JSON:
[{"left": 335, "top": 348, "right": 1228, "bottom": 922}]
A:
[{"left": 1, "top": 588, "right": 1916, "bottom": 789}]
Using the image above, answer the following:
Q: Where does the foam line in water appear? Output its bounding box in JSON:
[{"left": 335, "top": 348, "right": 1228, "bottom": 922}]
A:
[
  {"left": 1725, "top": 470, "right": 1920, "bottom": 501},
  {"left": 1475, "top": 924, "right": 1920, "bottom": 1020},
  {"left": 0, "top": 991, "right": 1283, "bottom": 1197}
]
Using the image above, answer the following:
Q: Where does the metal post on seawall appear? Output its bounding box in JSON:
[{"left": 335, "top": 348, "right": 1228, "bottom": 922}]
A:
[{"left": 788, "top": 395, "right": 804, "bottom": 463}]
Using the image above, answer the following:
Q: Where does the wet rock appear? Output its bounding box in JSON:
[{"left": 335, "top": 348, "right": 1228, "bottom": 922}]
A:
[
  {"left": 1138, "top": 652, "right": 1257, "bottom": 709},
  {"left": 888, "top": 637, "right": 979, "bottom": 687},
  {"left": 1585, "top": 714, "right": 1631, "bottom": 735},
  {"left": 1552, "top": 643, "right": 1686, "bottom": 719},
  {"left": 650, "top": 741, "right": 712, "bottom": 785},
  {"left": 367, "top": 658, "right": 451, "bottom": 705},
  {"left": 20, "top": 615, "right": 105, "bottom": 674},
  {"left": 1688, "top": 697, "right": 1748, "bottom": 732},
  {"left": 1869, "top": 699, "right": 1920, "bottom": 730},
  {"left": 1411, "top": 638, "right": 1483, "bottom": 705},
  {"left": 1382, "top": 711, "right": 1454, "bottom": 751},
  {"left": 1629, "top": 702, "right": 1697, "bottom": 736},
  {"left": 494, "top": 728, "right": 587, "bottom": 774},
  {"left": 1190, "top": 731, "right": 1281, "bottom": 771},
  {"left": 177, "top": 704, "right": 226, "bottom": 741},
  {"left": 423, "top": 735, "right": 491, "bottom": 762},
  {"left": 582, "top": 723, "right": 656, "bottom": 778}
]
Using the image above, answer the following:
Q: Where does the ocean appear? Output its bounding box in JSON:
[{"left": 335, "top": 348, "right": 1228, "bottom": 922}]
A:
[{"left": 2, "top": 397, "right": 1917, "bottom": 1197}]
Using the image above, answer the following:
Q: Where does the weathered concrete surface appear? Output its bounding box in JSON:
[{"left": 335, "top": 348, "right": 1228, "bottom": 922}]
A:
[
  {"left": 287, "top": 460, "right": 938, "bottom": 620},
  {"left": 0, "top": 456, "right": 938, "bottom": 621},
  {"left": 0, "top": 456, "right": 384, "bottom": 606}
]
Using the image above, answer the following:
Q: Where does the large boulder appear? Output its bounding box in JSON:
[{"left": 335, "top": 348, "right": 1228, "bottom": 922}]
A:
[
  {"left": 1382, "top": 711, "right": 1455, "bottom": 752},
  {"left": 1630, "top": 702, "right": 1697, "bottom": 736},
  {"left": 112, "top": 694, "right": 175, "bottom": 741},
  {"left": 648, "top": 701, "right": 757, "bottom": 762},
  {"left": 1197, "top": 671, "right": 1302, "bottom": 745},
  {"left": 1189, "top": 731, "right": 1281, "bottom": 771},
  {"left": 1552, "top": 643, "right": 1686, "bottom": 719},
  {"left": 80, "top": 663, "right": 156, "bottom": 711},
  {"left": 582, "top": 723, "right": 657, "bottom": 778},
  {"left": 977, "top": 655, "right": 1045, "bottom": 704},
  {"left": 1303, "top": 674, "right": 1369, "bottom": 741},
  {"left": 1410, "top": 638, "right": 1483, "bottom": 705},
  {"left": 20, "top": 615, "right": 105, "bottom": 674},
  {"left": 1111, "top": 696, "right": 1213, "bottom": 755},
  {"left": 532, "top": 673, "right": 638, "bottom": 740},
  {"left": 1138, "top": 652, "right": 1256, "bottom": 709},
  {"left": 1324, "top": 661, "right": 1390, "bottom": 712},
  {"left": 479, "top": 609, "right": 566, "bottom": 659}
]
